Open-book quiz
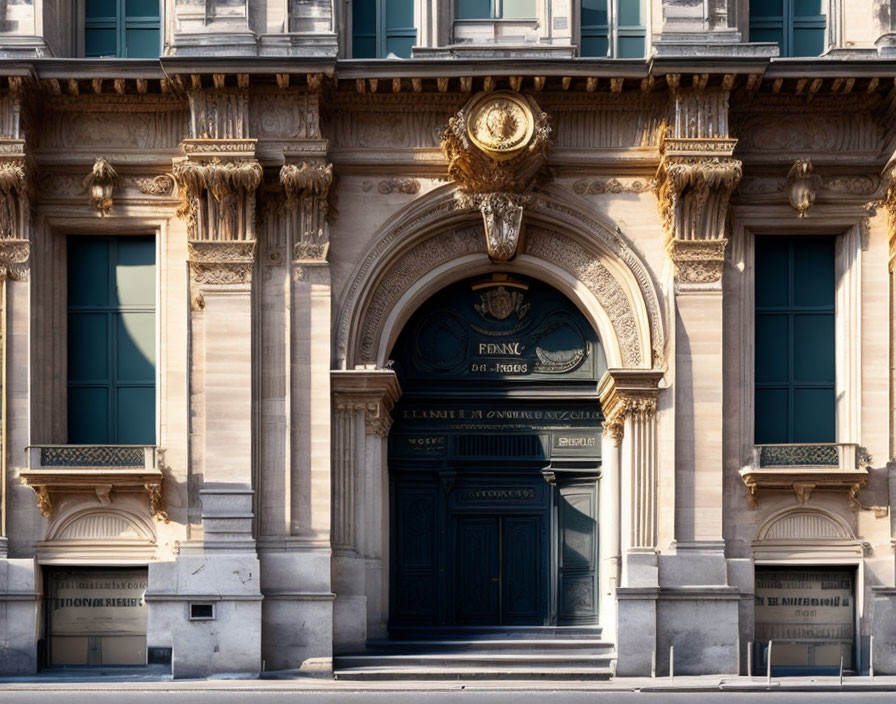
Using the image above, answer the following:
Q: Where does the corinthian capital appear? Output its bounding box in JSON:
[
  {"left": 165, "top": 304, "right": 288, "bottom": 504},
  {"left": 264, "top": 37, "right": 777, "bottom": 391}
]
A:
[
  {"left": 657, "top": 138, "right": 741, "bottom": 285},
  {"left": 882, "top": 160, "right": 896, "bottom": 270},
  {"left": 597, "top": 369, "right": 663, "bottom": 446},
  {"left": 280, "top": 161, "right": 333, "bottom": 262}
]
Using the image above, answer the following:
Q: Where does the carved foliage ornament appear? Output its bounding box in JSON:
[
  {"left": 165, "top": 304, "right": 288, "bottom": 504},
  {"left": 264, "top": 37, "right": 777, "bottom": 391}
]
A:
[
  {"left": 667, "top": 238, "right": 727, "bottom": 285},
  {"left": 0, "top": 238, "right": 29, "bottom": 282},
  {"left": 188, "top": 240, "right": 256, "bottom": 287},
  {"left": 442, "top": 91, "right": 551, "bottom": 262},
  {"left": 280, "top": 161, "right": 333, "bottom": 261},
  {"left": 173, "top": 157, "right": 262, "bottom": 242},
  {"left": 0, "top": 158, "right": 27, "bottom": 240}
]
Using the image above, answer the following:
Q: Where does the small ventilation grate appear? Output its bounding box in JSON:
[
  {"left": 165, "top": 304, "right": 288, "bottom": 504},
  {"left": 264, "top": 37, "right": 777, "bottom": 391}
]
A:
[{"left": 456, "top": 434, "right": 543, "bottom": 458}]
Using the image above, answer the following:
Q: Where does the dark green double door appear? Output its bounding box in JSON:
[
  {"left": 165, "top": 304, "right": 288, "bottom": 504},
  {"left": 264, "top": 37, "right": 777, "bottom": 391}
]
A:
[{"left": 452, "top": 514, "right": 543, "bottom": 625}]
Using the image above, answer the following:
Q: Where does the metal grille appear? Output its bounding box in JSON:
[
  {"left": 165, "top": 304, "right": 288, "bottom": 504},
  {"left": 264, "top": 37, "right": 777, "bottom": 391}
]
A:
[
  {"left": 455, "top": 434, "right": 544, "bottom": 458},
  {"left": 758, "top": 444, "right": 839, "bottom": 468},
  {"left": 40, "top": 446, "right": 146, "bottom": 468}
]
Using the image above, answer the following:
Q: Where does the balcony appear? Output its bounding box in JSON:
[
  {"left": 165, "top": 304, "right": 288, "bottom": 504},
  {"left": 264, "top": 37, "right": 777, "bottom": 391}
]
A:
[
  {"left": 739, "top": 443, "right": 869, "bottom": 509},
  {"left": 20, "top": 445, "right": 166, "bottom": 521}
]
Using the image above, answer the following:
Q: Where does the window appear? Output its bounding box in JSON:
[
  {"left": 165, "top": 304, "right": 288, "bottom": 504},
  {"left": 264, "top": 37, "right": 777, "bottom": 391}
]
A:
[
  {"left": 749, "top": 0, "right": 826, "bottom": 57},
  {"left": 754, "top": 236, "right": 835, "bottom": 444},
  {"left": 456, "top": 0, "right": 536, "bottom": 19},
  {"left": 85, "top": 0, "right": 161, "bottom": 58},
  {"left": 581, "top": 0, "right": 646, "bottom": 58},
  {"left": 352, "top": 0, "right": 416, "bottom": 58},
  {"left": 67, "top": 236, "right": 156, "bottom": 444}
]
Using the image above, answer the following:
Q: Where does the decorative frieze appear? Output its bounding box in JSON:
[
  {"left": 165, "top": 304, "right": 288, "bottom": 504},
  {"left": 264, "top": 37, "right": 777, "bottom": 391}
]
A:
[
  {"left": 187, "top": 240, "right": 256, "bottom": 286},
  {"left": 442, "top": 90, "right": 551, "bottom": 262},
  {"left": 0, "top": 238, "right": 29, "bottom": 282},
  {"left": 665, "top": 239, "right": 727, "bottom": 285},
  {"left": 280, "top": 161, "right": 332, "bottom": 261}
]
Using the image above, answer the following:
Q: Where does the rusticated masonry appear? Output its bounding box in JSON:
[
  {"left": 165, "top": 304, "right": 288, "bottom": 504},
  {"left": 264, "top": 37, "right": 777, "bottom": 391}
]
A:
[{"left": 656, "top": 86, "right": 742, "bottom": 286}]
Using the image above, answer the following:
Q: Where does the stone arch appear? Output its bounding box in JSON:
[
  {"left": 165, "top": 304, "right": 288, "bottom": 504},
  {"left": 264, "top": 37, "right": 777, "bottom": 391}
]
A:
[
  {"left": 756, "top": 506, "right": 856, "bottom": 543},
  {"left": 47, "top": 506, "right": 156, "bottom": 543},
  {"left": 335, "top": 184, "right": 665, "bottom": 371}
]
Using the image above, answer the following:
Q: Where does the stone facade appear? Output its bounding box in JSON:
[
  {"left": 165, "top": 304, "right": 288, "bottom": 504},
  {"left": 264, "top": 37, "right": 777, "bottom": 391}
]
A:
[{"left": 0, "top": 0, "right": 894, "bottom": 681}]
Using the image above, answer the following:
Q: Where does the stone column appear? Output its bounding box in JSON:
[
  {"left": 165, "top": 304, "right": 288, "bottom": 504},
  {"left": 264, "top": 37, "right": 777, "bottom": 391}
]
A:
[
  {"left": 598, "top": 369, "right": 662, "bottom": 676},
  {"left": 598, "top": 427, "right": 620, "bottom": 645},
  {"left": 0, "top": 86, "right": 39, "bottom": 674},
  {"left": 652, "top": 85, "right": 741, "bottom": 675},
  {"left": 330, "top": 370, "right": 400, "bottom": 651},
  {"left": 252, "top": 157, "right": 336, "bottom": 673},
  {"left": 149, "top": 82, "right": 263, "bottom": 678}
]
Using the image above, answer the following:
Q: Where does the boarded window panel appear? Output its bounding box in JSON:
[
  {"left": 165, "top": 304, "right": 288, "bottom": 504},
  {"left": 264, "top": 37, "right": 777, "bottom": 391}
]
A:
[
  {"left": 125, "top": 28, "right": 159, "bottom": 58},
  {"left": 581, "top": 0, "right": 608, "bottom": 25},
  {"left": 501, "top": 0, "right": 534, "bottom": 18},
  {"left": 617, "top": 34, "right": 645, "bottom": 58},
  {"left": 69, "top": 313, "right": 110, "bottom": 382},
  {"left": 793, "top": 388, "right": 835, "bottom": 442},
  {"left": 116, "top": 387, "right": 155, "bottom": 444},
  {"left": 353, "top": 0, "right": 378, "bottom": 57},
  {"left": 755, "top": 237, "right": 789, "bottom": 307},
  {"left": 385, "top": 0, "right": 413, "bottom": 26},
  {"left": 792, "top": 26, "right": 825, "bottom": 56},
  {"left": 793, "top": 238, "right": 834, "bottom": 307},
  {"left": 115, "top": 237, "right": 155, "bottom": 305},
  {"left": 124, "top": 0, "right": 158, "bottom": 17},
  {"left": 457, "top": 0, "right": 490, "bottom": 19},
  {"left": 755, "top": 388, "right": 789, "bottom": 444},
  {"left": 116, "top": 313, "right": 155, "bottom": 382},
  {"left": 617, "top": 0, "right": 642, "bottom": 26},
  {"left": 385, "top": 34, "right": 415, "bottom": 58},
  {"left": 86, "top": 0, "right": 117, "bottom": 18},
  {"left": 69, "top": 387, "right": 110, "bottom": 443},
  {"left": 794, "top": 0, "right": 822, "bottom": 14},
  {"left": 580, "top": 34, "right": 609, "bottom": 57},
  {"left": 755, "top": 314, "right": 789, "bottom": 384},
  {"left": 793, "top": 314, "right": 835, "bottom": 384},
  {"left": 68, "top": 238, "right": 111, "bottom": 307}
]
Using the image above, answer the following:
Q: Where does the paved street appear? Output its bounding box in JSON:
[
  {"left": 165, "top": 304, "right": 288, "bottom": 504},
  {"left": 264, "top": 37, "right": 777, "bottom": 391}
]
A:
[{"left": 2, "top": 692, "right": 896, "bottom": 704}]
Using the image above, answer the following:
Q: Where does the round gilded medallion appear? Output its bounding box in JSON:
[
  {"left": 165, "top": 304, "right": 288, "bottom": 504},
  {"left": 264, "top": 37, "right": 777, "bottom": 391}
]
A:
[{"left": 466, "top": 92, "right": 535, "bottom": 160}]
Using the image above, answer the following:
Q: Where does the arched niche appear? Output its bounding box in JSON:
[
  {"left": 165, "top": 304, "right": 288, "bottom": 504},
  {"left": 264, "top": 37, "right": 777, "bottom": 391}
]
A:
[
  {"left": 753, "top": 506, "right": 863, "bottom": 562},
  {"left": 39, "top": 506, "right": 157, "bottom": 565},
  {"left": 335, "top": 185, "right": 665, "bottom": 372}
]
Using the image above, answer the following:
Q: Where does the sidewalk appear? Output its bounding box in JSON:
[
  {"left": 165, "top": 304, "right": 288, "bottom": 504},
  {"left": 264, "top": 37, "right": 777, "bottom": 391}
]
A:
[{"left": 1, "top": 671, "right": 896, "bottom": 692}]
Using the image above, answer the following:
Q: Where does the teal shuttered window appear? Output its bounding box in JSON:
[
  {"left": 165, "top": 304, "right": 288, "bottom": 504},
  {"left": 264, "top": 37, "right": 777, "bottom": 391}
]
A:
[
  {"left": 581, "top": 0, "right": 646, "bottom": 58},
  {"left": 749, "top": 0, "right": 826, "bottom": 57},
  {"left": 85, "top": 0, "right": 160, "bottom": 58},
  {"left": 455, "top": 0, "right": 536, "bottom": 19},
  {"left": 67, "top": 237, "right": 156, "bottom": 445},
  {"left": 352, "top": 0, "right": 417, "bottom": 58},
  {"left": 754, "top": 236, "right": 835, "bottom": 444}
]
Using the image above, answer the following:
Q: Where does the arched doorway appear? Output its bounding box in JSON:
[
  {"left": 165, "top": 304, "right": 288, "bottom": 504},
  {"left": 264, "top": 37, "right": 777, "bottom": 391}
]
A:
[{"left": 387, "top": 273, "right": 606, "bottom": 632}]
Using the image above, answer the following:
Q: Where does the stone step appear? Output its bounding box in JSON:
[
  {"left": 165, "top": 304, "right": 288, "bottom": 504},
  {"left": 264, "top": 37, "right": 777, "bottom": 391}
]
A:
[
  {"left": 336, "top": 653, "right": 614, "bottom": 669},
  {"left": 363, "top": 638, "right": 614, "bottom": 654},
  {"left": 387, "top": 626, "right": 603, "bottom": 641},
  {"left": 333, "top": 666, "right": 614, "bottom": 681}
]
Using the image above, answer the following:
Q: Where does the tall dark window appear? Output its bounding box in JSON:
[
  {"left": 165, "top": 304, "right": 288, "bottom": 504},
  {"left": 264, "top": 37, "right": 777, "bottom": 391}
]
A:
[
  {"left": 67, "top": 236, "right": 156, "bottom": 444},
  {"left": 85, "top": 0, "right": 161, "bottom": 58},
  {"left": 749, "top": 0, "right": 826, "bottom": 57},
  {"left": 352, "top": 0, "right": 416, "bottom": 58},
  {"left": 754, "top": 236, "right": 835, "bottom": 444},
  {"left": 581, "top": 0, "right": 646, "bottom": 58}
]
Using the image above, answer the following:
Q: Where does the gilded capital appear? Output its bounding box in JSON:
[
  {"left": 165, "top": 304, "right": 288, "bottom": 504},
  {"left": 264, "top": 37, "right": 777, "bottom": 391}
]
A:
[{"left": 442, "top": 91, "right": 551, "bottom": 262}]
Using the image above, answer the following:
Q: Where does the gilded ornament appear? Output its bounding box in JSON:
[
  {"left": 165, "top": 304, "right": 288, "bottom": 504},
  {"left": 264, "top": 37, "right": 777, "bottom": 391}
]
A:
[{"left": 466, "top": 92, "right": 535, "bottom": 161}]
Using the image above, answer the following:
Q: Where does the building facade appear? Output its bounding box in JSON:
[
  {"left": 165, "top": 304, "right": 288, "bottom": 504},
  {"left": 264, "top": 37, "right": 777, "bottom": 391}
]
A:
[{"left": 0, "top": 0, "right": 896, "bottom": 679}]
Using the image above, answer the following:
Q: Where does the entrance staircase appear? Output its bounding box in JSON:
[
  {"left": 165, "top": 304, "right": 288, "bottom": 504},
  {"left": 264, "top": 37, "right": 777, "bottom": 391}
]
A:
[{"left": 333, "top": 627, "right": 615, "bottom": 680}]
